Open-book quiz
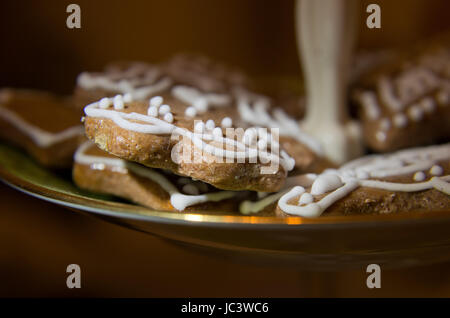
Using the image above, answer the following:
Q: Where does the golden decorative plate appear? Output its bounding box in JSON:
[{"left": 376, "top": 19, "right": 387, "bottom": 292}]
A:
[{"left": 1, "top": 142, "right": 450, "bottom": 270}]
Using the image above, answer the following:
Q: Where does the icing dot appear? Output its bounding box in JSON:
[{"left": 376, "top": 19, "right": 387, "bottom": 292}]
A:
[
  {"left": 123, "top": 93, "right": 133, "bottom": 103},
  {"left": 205, "top": 119, "right": 215, "bottom": 130},
  {"left": 360, "top": 91, "right": 380, "bottom": 120},
  {"left": 150, "top": 96, "right": 163, "bottom": 107},
  {"left": 421, "top": 98, "right": 436, "bottom": 113},
  {"left": 221, "top": 117, "right": 232, "bottom": 128},
  {"left": 408, "top": 104, "right": 424, "bottom": 122},
  {"left": 113, "top": 97, "right": 124, "bottom": 110},
  {"left": 194, "top": 98, "right": 208, "bottom": 112},
  {"left": 159, "top": 104, "right": 171, "bottom": 115},
  {"left": 163, "top": 112, "right": 173, "bottom": 123},
  {"left": 430, "top": 165, "right": 443, "bottom": 176},
  {"left": 379, "top": 118, "right": 391, "bottom": 131},
  {"left": 99, "top": 97, "right": 111, "bottom": 109},
  {"left": 212, "top": 127, "right": 223, "bottom": 137},
  {"left": 376, "top": 131, "right": 386, "bottom": 142},
  {"left": 311, "top": 174, "right": 343, "bottom": 195},
  {"left": 182, "top": 183, "right": 199, "bottom": 195},
  {"left": 437, "top": 91, "right": 449, "bottom": 106},
  {"left": 298, "top": 192, "right": 314, "bottom": 205},
  {"left": 185, "top": 106, "right": 197, "bottom": 117},
  {"left": 147, "top": 106, "right": 158, "bottom": 117},
  {"left": 413, "top": 171, "right": 426, "bottom": 182},
  {"left": 194, "top": 121, "right": 205, "bottom": 133},
  {"left": 393, "top": 113, "right": 408, "bottom": 128}
]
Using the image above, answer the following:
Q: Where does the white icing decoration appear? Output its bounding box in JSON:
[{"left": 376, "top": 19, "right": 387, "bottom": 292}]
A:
[
  {"left": 278, "top": 143, "right": 450, "bottom": 217},
  {"left": 421, "top": 97, "right": 436, "bottom": 113},
  {"left": 77, "top": 63, "right": 172, "bottom": 100},
  {"left": 99, "top": 97, "right": 111, "bottom": 109},
  {"left": 393, "top": 113, "right": 408, "bottom": 128},
  {"left": 235, "top": 89, "right": 323, "bottom": 155},
  {"left": 378, "top": 76, "right": 403, "bottom": 111},
  {"left": 430, "top": 165, "right": 443, "bottom": 176},
  {"left": 408, "top": 104, "right": 424, "bottom": 122},
  {"left": 194, "top": 98, "right": 207, "bottom": 112},
  {"left": 159, "top": 104, "right": 171, "bottom": 115},
  {"left": 74, "top": 141, "right": 237, "bottom": 211},
  {"left": 221, "top": 117, "right": 232, "bottom": 128},
  {"left": 171, "top": 85, "right": 230, "bottom": 114},
  {"left": 185, "top": 106, "right": 197, "bottom": 117},
  {"left": 147, "top": 106, "right": 158, "bottom": 117},
  {"left": 163, "top": 113, "right": 173, "bottom": 123},
  {"left": 361, "top": 49, "right": 450, "bottom": 142},
  {"left": 150, "top": 96, "right": 163, "bottom": 107},
  {"left": 356, "top": 170, "right": 369, "bottom": 179},
  {"left": 376, "top": 131, "right": 386, "bottom": 142},
  {"left": 414, "top": 171, "right": 426, "bottom": 182},
  {"left": 205, "top": 119, "right": 215, "bottom": 130},
  {"left": 113, "top": 97, "right": 124, "bottom": 110},
  {"left": 212, "top": 127, "right": 222, "bottom": 137},
  {"left": 84, "top": 100, "right": 295, "bottom": 172},
  {"left": 239, "top": 190, "right": 287, "bottom": 215},
  {"left": 299, "top": 192, "right": 314, "bottom": 205},
  {"left": 311, "top": 174, "right": 343, "bottom": 195},
  {"left": 359, "top": 91, "right": 380, "bottom": 120},
  {"left": 0, "top": 98, "right": 84, "bottom": 148},
  {"left": 237, "top": 174, "right": 317, "bottom": 215},
  {"left": 194, "top": 121, "right": 205, "bottom": 133},
  {"left": 123, "top": 93, "right": 133, "bottom": 103}
]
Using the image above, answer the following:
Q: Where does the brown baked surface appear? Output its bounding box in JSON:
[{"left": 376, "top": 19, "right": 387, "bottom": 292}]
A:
[
  {"left": 84, "top": 95, "right": 293, "bottom": 191},
  {"left": 353, "top": 33, "right": 450, "bottom": 152},
  {"left": 0, "top": 88, "right": 85, "bottom": 168},
  {"left": 75, "top": 57, "right": 325, "bottom": 176},
  {"left": 276, "top": 161, "right": 450, "bottom": 217},
  {"left": 73, "top": 143, "right": 244, "bottom": 213}
]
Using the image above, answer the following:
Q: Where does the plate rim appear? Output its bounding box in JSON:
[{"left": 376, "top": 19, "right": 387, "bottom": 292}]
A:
[{"left": 2, "top": 160, "right": 450, "bottom": 229}]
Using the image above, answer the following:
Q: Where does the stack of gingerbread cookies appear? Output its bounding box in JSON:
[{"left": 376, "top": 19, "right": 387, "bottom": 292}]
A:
[{"left": 0, "top": 38, "right": 449, "bottom": 217}]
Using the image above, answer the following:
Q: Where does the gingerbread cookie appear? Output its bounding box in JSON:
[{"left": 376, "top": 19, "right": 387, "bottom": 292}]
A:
[
  {"left": 80, "top": 58, "right": 328, "bottom": 192},
  {"left": 276, "top": 143, "right": 450, "bottom": 217},
  {"left": 0, "top": 88, "right": 85, "bottom": 168},
  {"left": 73, "top": 61, "right": 168, "bottom": 109},
  {"left": 73, "top": 141, "right": 245, "bottom": 212},
  {"left": 353, "top": 37, "right": 450, "bottom": 152},
  {"left": 74, "top": 54, "right": 248, "bottom": 108},
  {"left": 163, "top": 53, "right": 249, "bottom": 93},
  {"left": 83, "top": 92, "right": 296, "bottom": 192},
  {"left": 76, "top": 56, "right": 325, "bottom": 173}
]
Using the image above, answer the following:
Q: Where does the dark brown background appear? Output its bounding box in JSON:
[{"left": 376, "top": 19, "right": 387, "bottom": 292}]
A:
[
  {"left": 1, "top": 0, "right": 450, "bottom": 297},
  {"left": 1, "top": 0, "right": 450, "bottom": 93}
]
